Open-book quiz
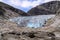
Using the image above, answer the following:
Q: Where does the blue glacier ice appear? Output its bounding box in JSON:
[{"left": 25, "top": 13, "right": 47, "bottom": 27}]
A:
[{"left": 9, "top": 15, "right": 55, "bottom": 28}]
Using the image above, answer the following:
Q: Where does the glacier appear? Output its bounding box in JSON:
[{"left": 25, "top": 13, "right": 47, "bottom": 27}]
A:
[{"left": 9, "top": 15, "right": 55, "bottom": 28}]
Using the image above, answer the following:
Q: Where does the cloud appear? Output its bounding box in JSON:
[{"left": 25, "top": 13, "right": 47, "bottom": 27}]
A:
[
  {"left": 20, "top": 1, "right": 32, "bottom": 7},
  {"left": 0, "top": 0, "right": 3, "bottom": 2},
  {"left": 8, "top": 0, "right": 54, "bottom": 8},
  {"left": 10, "top": 0, "right": 52, "bottom": 8},
  {"left": 44, "top": 0, "right": 54, "bottom": 2},
  {"left": 1, "top": 0, "right": 54, "bottom": 8}
]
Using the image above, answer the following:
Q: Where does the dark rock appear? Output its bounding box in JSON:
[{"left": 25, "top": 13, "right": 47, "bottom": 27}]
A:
[
  {"left": 28, "top": 1, "right": 60, "bottom": 15},
  {"left": 0, "top": 2, "right": 30, "bottom": 19}
]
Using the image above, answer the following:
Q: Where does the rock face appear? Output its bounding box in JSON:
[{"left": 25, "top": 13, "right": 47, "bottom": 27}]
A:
[
  {"left": 28, "top": 1, "right": 59, "bottom": 15},
  {"left": 0, "top": 19, "right": 60, "bottom": 40},
  {"left": 45, "top": 7, "right": 60, "bottom": 26},
  {"left": 0, "top": 2, "right": 29, "bottom": 19}
]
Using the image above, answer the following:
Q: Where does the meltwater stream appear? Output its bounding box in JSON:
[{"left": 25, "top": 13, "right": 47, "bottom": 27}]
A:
[{"left": 9, "top": 15, "right": 55, "bottom": 28}]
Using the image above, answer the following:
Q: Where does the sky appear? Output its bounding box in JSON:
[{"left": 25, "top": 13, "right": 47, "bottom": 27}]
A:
[{"left": 0, "top": 0, "right": 54, "bottom": 12}]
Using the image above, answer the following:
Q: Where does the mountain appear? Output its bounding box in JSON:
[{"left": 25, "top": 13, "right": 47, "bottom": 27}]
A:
[
  {"left": 0, "top": 1, "right": 60, "bottom": 40},
  {"left": 0, "top": 2, "right": 29, "bottom": 19},
  {"left": 28, "top": 1, "right": 60, "bottom": 15}
]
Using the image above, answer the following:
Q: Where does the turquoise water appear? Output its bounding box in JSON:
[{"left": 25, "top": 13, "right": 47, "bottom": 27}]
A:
[{"left": 9, "top": 15, "right": 55, "bottom": 28}]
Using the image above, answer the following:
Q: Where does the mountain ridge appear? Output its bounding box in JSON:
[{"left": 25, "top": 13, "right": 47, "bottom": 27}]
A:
[
  {"left": 0, "top": 2, "right": 30, "bottom": 19},
  {"left": 28, "top": 1, "right": 60, "bottom": 15}
]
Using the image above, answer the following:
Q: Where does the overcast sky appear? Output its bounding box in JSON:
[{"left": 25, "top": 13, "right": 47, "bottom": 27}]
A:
[{"left": 0, "top": 0, "right": 54, "bottom": 12}]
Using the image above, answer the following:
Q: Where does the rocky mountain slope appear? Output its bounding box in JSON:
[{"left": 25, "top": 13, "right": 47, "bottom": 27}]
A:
[
  {"left": 0, "top": 1, "right": 60, "bottom": 40},
  {"left": 28, "top": 1, "right": 59, "bottom": 15},
  {"left": 0, "top": 2, "right": 29, "bottom": 19},
  {"left": 45, "top": 8, "right": 60, "bottom": 26}
]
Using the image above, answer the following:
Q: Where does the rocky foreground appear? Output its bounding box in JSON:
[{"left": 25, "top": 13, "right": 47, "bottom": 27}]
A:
[{"left": 0, "top": 19, "right": 60, "bottom": 40}]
